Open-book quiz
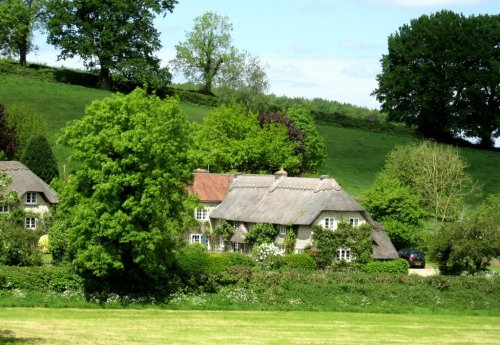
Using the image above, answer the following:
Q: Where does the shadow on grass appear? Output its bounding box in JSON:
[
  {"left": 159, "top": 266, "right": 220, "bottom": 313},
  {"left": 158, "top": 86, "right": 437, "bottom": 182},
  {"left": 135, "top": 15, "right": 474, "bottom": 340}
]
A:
[{"left": 0, "top": 330, "right": 41, "bottom": 344}]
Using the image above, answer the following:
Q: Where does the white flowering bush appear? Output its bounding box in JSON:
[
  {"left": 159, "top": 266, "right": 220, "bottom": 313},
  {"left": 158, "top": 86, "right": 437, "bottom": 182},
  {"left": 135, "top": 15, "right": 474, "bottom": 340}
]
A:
[
  {"left": 38, "top": 234, "right": 50, "bottom": 254},
  {"left": 252, "top": 243, "right": 284, "bottom": 262}
]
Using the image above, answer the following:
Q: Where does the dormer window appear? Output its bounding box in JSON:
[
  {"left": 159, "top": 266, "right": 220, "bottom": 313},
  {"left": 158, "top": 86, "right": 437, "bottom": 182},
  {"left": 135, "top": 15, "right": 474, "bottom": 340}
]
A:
[{"left": 26, "top": 192, "right": 37, "bottom": 205}]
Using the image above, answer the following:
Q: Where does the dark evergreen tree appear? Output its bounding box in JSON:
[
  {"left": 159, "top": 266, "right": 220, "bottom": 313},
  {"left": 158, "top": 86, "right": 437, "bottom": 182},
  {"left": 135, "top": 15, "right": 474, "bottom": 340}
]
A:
[
  {"left": 0, "top": 104, "right": 17, "bottom": 159},
  {"left": 21, "top": 134, "right": 59, "bottom": 183}
]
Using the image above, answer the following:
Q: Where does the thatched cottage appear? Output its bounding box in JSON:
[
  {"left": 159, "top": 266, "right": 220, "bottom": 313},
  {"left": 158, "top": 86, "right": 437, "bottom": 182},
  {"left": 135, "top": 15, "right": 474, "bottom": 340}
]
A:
[
  {"left": 189, "top": 168, "right": 398, "bottom": 260},
  {"left": 0, "top": 161, "right": 58, "bottom": 229}
]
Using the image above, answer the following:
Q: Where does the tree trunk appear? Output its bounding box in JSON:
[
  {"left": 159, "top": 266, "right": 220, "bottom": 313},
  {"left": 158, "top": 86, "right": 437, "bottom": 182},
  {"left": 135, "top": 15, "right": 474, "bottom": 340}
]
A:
[
  {"left": 18, "top": 36, "right": 27, "bottom": 67},
  {"left": 99, "top": 66, "right": 112, "bottom": 90}
]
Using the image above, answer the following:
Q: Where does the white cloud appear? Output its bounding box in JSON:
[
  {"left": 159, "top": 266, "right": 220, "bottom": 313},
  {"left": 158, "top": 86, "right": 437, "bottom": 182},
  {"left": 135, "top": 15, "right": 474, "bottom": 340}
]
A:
[{"left": 261, "top": 55, "right": 381, "bottom": 109}]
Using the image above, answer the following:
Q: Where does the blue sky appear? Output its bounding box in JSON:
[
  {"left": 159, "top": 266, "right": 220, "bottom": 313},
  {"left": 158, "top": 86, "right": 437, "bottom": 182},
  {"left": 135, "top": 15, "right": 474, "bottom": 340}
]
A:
[{"left": 31, "top": 0, "right": 499, "bottom": 109}]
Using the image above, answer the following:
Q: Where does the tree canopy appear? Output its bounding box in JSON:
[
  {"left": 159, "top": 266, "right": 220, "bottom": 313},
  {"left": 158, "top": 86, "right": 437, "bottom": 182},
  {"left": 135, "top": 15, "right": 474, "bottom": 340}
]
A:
[
  {"left": 374, "top": 11, "right": 500, "bottom": 147},
  {"left": 21, "top": 134, "right": 59, "bottom": 184},
  {"left": 171, "top": 11, "right": 268, "bottom": 97},
  {"left": 190, "top": 102, "right": 301, "bottom": 175},
  {"left": 381, "top": 141, "right": 477, "bottom": 223},
  {"left": 57, "top": 88, "right": 192, "bottom": 293},
  {"left": 0, "top": 0, "right": 40, "bottom": 66},
  {"left": 44, "top": 0, "right": 177, "bottom": 90},
  {"left": 0, "top": 104, "right": 17, "bottom": 159}
]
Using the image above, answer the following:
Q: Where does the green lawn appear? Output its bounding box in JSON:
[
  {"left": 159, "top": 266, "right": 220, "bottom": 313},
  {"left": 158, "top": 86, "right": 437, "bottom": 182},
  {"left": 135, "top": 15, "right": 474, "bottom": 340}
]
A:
[{"left": 0, "top": 308, "right": 498, "bottom": 344}]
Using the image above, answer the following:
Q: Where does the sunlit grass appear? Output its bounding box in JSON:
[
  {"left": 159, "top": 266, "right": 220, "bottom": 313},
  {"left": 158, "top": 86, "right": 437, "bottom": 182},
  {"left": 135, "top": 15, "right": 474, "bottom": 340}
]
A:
[{"left": 0, "top": 308, "right": 498, "bottom": 345}]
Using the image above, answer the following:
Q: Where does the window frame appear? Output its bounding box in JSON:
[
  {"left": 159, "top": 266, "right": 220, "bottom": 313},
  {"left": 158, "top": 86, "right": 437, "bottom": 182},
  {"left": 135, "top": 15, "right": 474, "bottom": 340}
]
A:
[
  {"left": 0, "top": 205, "right": 10, "bottom": 213},
  {"left": 194, "top": 207, "right": 209, "bottom": 221},
  {"left": 190, "top": 233, "right": 202, "bottom": 244},
  {"left": 337, "top": 248, "right": 352, "bottom": 262},
  {"left": 278, "top": 224, "right": 287, "bottom": 236},
  {"left": 349, "top": 217, "right": 360, "bottom": 227},
  {"left": 25, "top": 192, "right": 37, "bottom": 205},
  {"left": 324, "top": 217, "right": 335, "bottom": 229},
  {"left": 25, "top": 217, "right": 37, "bottom": 230}
]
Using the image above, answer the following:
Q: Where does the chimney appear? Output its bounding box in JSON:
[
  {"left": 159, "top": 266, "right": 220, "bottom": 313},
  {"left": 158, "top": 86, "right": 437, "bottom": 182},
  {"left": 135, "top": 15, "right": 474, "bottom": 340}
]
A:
[
  {"left": 193, "top": 168, "right": 209, "bottom": 174},
  {"left": 274, "top": 167, "right": 288, "bottom": 180}
]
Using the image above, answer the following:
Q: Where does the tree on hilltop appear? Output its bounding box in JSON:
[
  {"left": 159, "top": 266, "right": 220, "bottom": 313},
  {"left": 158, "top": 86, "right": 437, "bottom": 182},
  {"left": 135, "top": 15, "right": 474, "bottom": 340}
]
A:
[
  {"left": 374, "top": 11, "right": 499, "bottom": 147},
  {"left": 44, "top": 0, "right": 177, "bottom": 90}
]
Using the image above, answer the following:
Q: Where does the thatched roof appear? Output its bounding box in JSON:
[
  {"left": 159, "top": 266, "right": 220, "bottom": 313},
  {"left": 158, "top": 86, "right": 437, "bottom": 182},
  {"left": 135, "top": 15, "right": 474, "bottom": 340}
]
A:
[
  {"left": 362, "top": 212, "right": 399, "bottom": 260},
  {"left": 230, "top": 224, "right": 248, "bottom": 244},
  {"left": 210, "top": 173, "right": 364, "bottom": 225},
  {"left": 0, "top": 161, "right": 58, "bottom": 204}
]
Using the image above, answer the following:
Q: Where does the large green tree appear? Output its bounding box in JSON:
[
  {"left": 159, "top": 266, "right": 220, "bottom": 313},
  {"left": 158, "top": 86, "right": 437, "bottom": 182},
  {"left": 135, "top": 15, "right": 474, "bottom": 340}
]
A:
[
  {"left": 374, "top": 11, "right": 500, "bottom": 147},
  {"left": 44, "top": 0, "right": 177, "bottom": 90},
  {"left": 0, "top": 0, "right": 40, "bottom": 66},
  {"left": 58, "top": 88, "right": 192, "bottom": 293},
  {"left": 21, "top": 134, "right": 59, "bottom": 184}
]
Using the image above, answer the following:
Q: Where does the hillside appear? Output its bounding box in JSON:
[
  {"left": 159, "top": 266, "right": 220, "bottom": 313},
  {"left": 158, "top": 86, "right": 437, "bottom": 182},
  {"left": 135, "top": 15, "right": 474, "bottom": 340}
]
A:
[{"left": 0, "top": 74, "right": 498, "bottom": 204}]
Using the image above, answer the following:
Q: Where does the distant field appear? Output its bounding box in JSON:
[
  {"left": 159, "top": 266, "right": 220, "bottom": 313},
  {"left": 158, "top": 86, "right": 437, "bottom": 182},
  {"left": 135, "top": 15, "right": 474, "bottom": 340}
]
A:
[
  {"left": 1, "top": 308, "right": 499, "bottom": 345},
  {"left": 0, "top": 75, "right": 498, "bottom": 203}
]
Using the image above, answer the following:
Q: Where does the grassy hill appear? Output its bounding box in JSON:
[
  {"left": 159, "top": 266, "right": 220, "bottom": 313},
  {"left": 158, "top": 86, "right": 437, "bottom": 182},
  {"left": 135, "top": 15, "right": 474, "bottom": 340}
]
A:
[{"left": 1, "top": 73, "right": 498, "bottom": 205}]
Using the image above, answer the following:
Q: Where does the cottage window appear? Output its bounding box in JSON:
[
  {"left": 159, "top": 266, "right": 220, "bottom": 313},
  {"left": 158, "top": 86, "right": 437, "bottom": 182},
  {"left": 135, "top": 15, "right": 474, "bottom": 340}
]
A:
[
  {"left": 0, "top": 205, "right": 9, "bottom": 213},
  {"left": 349, "top": 218, "right": 360, "bottom": 227},
  {"left": 337, "top": 248, "right": 352, "bottom": 262},
  {"left": 25, "top": 217, "right": 37, "bottom": 230},
  {"left": 190, "top": 233, "right": 202, "bottom": 244},
  {"left": 194, "top": 207, "right": 208, "bottom": 221},
  {"left": 324, "top": 217, "right": 335, "bottom": 229},
  {"left": 26, "top": 192, "right": 37, "bottom": 205},
  {"left": 278, "top": 225, "right": 287, "bottom": 235},
  {"left": 219, "top": 236, "right": 225, "bottom": 249}
]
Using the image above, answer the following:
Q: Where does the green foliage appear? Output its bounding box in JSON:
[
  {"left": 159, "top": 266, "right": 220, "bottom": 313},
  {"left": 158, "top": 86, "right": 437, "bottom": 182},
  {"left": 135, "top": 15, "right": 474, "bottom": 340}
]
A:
[
  {"left": 0, "top": 0, "right": 40, "bottom": 66},
  {"left": 172, "top": 11, "right": 240, "bottom": 95},
  {"left": 382, "top": 141, "right": 477, "bottom": 222},
  {"left": 37, "top": 234, "right": 49, "bottom": 254},
  {"left": 281, "top": 253, "right": 316, "bottom": 270},
  {"left": 363, "top": 259, "right": 409, "bottom": 274},
  {"left": 5, "top": 103, "right": 49, "bottom": 159},
  {"left": 44, "top": 0, "right": 177, "bottom": 89},
  {"left": 191, "top": 102, "right": 301, "bottom": 174},
  {"left": 374, "top": 11, "right": 500, "bottom": 146},
  {"left": 20, "top": 134, "right": 59, "bottom": 184},
  {"left": 246, "top": 223, "right": 278, "bottom": 246},
  {"left": 0, "top": 264, "right": 82, "bottom": 291},
  {"left": 175, "top": 244, "right": 209, "bottom": 273},
  {"left": 312, "top": 223, "right": 373, "bottom": 268},
  {"left": 213, "top": 221, "right": 235, "bottom": 243},
  {"left": 430, "top": 194, "right": 500, "bottom": 275},
  {"left": 57, "top": 88, "right": 192, "bottom": 294},
  {"left": 362, "top": 175, "right": 427, "bottom": 249},
  {"left": 0, "top": 225, "right": 42, "bottom": 266},
  {"left": 285, "top": 105, "right": 327, "bottom": 173},
  {"left": 283, "top": 228, "right": 297, "bottom": 254},
  {"left": 0, "top": 104, "right": 17, "bottom": 159}
]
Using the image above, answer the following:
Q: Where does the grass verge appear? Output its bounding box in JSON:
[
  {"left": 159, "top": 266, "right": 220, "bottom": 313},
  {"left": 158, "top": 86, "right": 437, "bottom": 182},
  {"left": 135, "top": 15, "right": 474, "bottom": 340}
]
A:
[{"left": 0, "top": 308, "right": 499, "bottom": 345}]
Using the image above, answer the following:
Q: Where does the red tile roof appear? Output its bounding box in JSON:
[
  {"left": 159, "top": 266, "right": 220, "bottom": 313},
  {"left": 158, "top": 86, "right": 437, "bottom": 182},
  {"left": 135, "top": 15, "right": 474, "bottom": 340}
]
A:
[{"left": 188, "top": 171, "right": 233, "bottom": 202}]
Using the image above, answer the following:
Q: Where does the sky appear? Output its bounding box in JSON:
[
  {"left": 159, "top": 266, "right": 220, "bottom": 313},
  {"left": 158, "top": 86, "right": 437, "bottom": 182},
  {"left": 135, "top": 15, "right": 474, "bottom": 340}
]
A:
[{"left": 30, "top": 0, "right": 499, "bottom": 110}]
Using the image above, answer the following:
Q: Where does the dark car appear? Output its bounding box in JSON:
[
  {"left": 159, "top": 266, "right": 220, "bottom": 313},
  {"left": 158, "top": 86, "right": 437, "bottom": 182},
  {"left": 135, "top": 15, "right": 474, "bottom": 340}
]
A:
[{"left": 398, "top": 248, "right": 426, "bottom": 268}]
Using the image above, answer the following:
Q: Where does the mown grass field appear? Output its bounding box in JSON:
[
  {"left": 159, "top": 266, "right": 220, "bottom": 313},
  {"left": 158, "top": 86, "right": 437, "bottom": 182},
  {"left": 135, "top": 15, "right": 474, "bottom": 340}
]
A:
[
  {"left": 0, "top": 308, "right": 499, "bottom": 345},
  {"left": 1, "top": 74, "right": 499, "bottom": 202}
]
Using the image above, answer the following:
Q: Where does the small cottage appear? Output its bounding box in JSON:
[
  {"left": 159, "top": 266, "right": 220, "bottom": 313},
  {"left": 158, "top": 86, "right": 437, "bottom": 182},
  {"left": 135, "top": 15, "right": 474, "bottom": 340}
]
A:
[
  {"left": 0, "top": 161, "right": 58, "bottom": 229},
  {"left": 209, "top": 169, "right": 398, "bottom": 260}
]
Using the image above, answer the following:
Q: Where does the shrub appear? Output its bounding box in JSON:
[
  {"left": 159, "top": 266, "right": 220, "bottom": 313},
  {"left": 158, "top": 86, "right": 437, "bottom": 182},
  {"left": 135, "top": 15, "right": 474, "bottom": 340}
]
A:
[
  {"left": 363, "top": 259, "right": 409, "bottom": 274},
  {"left": 225, "top": 252, "right": 255, "bottom": 267},
  {"left": 175, "top": 244, "right": 209, "bottom": 273},
  {"left": 0, "top": 224, "right": 42, "bottom": 266},
  {"left": 38, "top": 235, "right": 49, "bottom": 254},
  {"left": 246, "top": 223, "right": 278, "bottom": 246},
  {"left": 20, "top": 134, "right": 59, "bottom": 184},
  {"left": 0, "top": 265, "right": 82, "bottom": 292},
  {"left": 252, "top": 243, "right": 284, "bottom": 263},
  {"left": 282, "top": 253, "right": 316, "bottom": 270}
]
